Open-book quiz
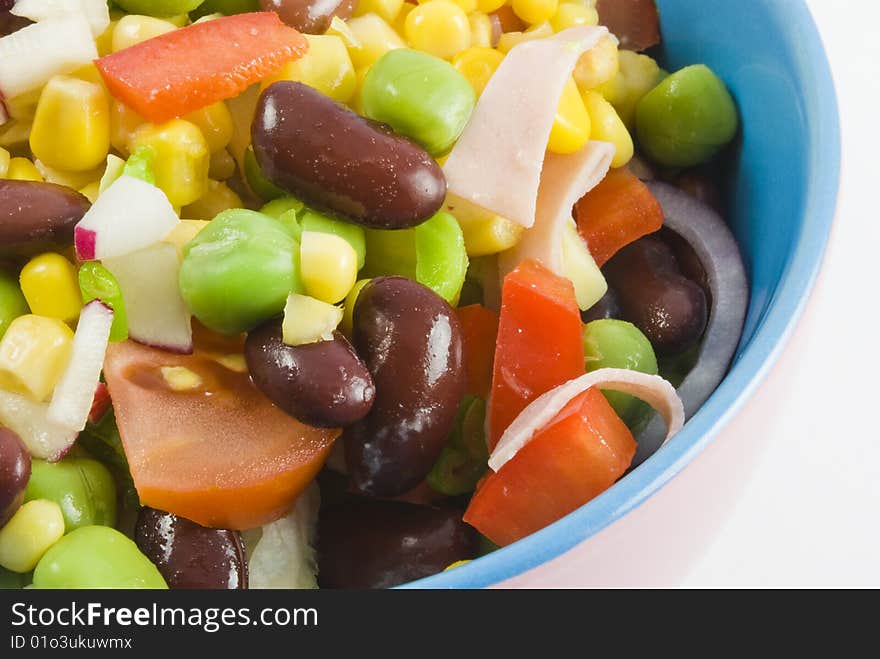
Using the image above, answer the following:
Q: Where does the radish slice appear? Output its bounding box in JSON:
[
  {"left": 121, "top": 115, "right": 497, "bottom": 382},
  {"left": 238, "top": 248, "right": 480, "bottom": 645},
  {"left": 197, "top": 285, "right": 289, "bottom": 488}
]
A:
[
  {"left": 103, "top": 242, "right": 193, "bottom": 354},
  {"left": 0, "top": 14, "right": 96, "bottom": 99},
  {"left": 490, "top": 368, "right": 684, "bottom": 472},
  {"left": 88, "top": 381, "right": 110, "bottom": 424},
  {"left": 0, "top": 390, "right": 77, "bottom": 461},
  {"left": 74, "top": 175, "right": 179, "bottom": 261},
  {"left": 47, "top": 300, "right": 113, "bottom": 432},
  {"left": 443, "top": 26, "right": 608, "bottom": 228},
  {"left": 11, "top": 0, "right": 110, "bottom": 37}
]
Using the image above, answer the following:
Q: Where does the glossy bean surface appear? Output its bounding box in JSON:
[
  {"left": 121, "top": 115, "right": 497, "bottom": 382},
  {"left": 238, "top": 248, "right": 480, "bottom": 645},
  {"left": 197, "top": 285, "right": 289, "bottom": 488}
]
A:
[
  {"left": 260, "top": 0, "right": 355, "bottom": 33},
  {"left": 0, "top": 429, "right": 30, "bottom": 529},
  {"left": 0, "top": 180, "right": 90, "bottom": 251}
]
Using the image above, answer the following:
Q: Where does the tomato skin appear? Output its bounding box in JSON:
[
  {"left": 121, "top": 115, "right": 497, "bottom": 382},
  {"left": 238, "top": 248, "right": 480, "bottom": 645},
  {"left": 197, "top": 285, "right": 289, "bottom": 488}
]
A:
[
  {"left": 486, "top": 260, "right": 584, "bottom": 450},
  {"left": 464, "top": 387, "right": 636, "bottom": 546},
  {"left": 455, "top": 304, "right": 499, "bottom": 400},
  {"left": 574, "top": 167, "right": 664, "bottom": 267},
  {"left": 103, "top": 339, "right": 337, "bottom": 530}
]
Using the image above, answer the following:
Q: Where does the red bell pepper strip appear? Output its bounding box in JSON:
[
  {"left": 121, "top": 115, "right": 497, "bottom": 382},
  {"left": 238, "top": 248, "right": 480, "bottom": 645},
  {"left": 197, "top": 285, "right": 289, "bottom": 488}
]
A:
[
  {"left": 456, "top": 304, "right": 499, "bottom": 400},
  {"left": 574, "top": 167, "right": 664, "bottom": 267},
  {"left": 486, "top": 260, "right": 584, "bottom": 451},
  {"left": 95, "top": 12, "right": 307, "bottom": 124},
  {"left": 464, "top": 387, "right": 636, "bottom": 546}
]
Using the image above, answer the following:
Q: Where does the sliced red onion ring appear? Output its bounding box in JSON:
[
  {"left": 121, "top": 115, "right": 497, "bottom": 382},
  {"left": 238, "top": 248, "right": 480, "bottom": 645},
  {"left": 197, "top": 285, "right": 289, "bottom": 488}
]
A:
[
  {"left": 632, "top": 182, "right": 749, "bottom": 466},
  {"left": 489, "top": 368, "right": 684, "bottom": 472}
]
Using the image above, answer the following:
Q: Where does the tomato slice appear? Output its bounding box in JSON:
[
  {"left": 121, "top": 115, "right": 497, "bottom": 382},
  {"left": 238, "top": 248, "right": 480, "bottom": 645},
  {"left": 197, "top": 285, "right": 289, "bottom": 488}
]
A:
[{"left": 103, "top": 334, "right": 337, "bottom": 530}]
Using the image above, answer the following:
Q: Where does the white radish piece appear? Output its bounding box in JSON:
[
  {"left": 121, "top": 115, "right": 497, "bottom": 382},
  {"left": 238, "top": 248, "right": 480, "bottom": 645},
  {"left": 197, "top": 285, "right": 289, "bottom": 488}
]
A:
[
  {"left": 11, "top": 0, "right": 110, "bottom": 37},
  {"left": 47, "top": 301, "right": 114, "bottom": 432},
  {"left": 0, "top": 15, "right": 97, "bottom": 99},
  {"left": 442, "top": 26, "right": 608, "bottom": 228},
  {"left": 74, "top": 175, "right": 179, "bottom": 261},
  {"left": 0, "top": 390, "right": 77, "bottom": 461},
  {"left": 104, "top": 242, "right": 193, "bottom": 354},
  {"left": 489, "top": 368, "right": 685, "bottom": 472}
]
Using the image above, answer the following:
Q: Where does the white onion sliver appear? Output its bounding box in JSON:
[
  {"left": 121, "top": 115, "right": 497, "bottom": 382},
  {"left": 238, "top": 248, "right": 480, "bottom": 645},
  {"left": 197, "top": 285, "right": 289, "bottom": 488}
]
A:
[
  {"left": 489, "top": 368, "right": 685, "bottom": 472},
  {"left": 0, "top": 390, "right": 77, "bottom": 460},
  {"left": 11, "top": 0, "right": 110, "bottom": 37}
]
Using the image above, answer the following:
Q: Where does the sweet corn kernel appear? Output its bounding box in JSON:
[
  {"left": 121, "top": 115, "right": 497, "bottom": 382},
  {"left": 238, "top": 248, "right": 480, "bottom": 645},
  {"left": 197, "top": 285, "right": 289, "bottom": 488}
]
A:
[
  {"left": 262, "top": 35, "right": 357, "bottom": 103},
  {"left": 109, "top": 99, "right": 145, "bottom": 156},
  {"left": 512, "top": 0, "right": 558, "bottom": 25},
  {"left": 341, "top": 278, "right": 371, "bottom": 336},
  {"left": 301, "top": 231, "right": 358, "bottom": 304},
  {"left": 4, "top": 88, "right": 41, "bottom": 122},
  {"left": 393, "top": 2, "right": 415, "bottom": 34},
  {"left": 5, "top": 158, "right": 43, "bottom": 182},
  {"left": 79, "top": 180, "right": 101, "bottom": 203},
  {"left": 70, "top": 63, "right": 106, "bottom": 87},
  {"left": 29, "top": 76, "right": 110, "bottom": 173},
  {"left": 444, "top": 559, "right": 472, "bottom": 570},
  {"left": 33, "top": 160, "right": 103, "bottom": 191},
  {"left": 326, "top": 16, "right": 362, "bottom": 49},
  {"left": 181, "top": 179, "right": 242, "bottom": 220},
  {"left": 0, "top": 315, "right": 74, "bottom": 401},
  {"left": 351, "top": 65, "right": 373, "bottom": 115},
  {"left": 20, "top": 253, "right": 82, "bottom": 324},
  {"left": 346, "top": 14, "right": 407, "bottom": 69},
  {"left": 418, "top": 0, "right": 478, "bottom": 12},
  {"left": 353, "top": 0, "right": 405, "bottom": 22},
  {"left": 184, "top": 102, "right": 234, "bottom": 154},
  {"left": 130, "top": 119, "right": 210, "bottom": 208},
  {"left": 597, "top": 50, "right": 662, "bottom": 128},
  {"left": 405, "top": 2, "right": 472, "bottom": 60},
  {"left": 165, "top": 14, "right": 191, "bottom": 27},
  {"left": 497, "top": 21, "right": 553, "bottom": 52},
  {"left": 282, "top": 293, "right": 344, "bottom": 346},
  {"left": 548, "top": 76, "right": 591, "bottom": 154},
  {"left": 160, "top": 366, "right": 203, "bottom": 392},
  {"left": 477, "top": 0, "right": 506, "bottom": 13},
  {"left": 0, "top": 147, "right": 9, "bottom": 178},
  {"left": 112, "top": 15, "right": 177, "bottom": 52},
  {"left": 550, "top": 2, "right": 598, "bottom": 31},
  {"left": 453, "top": 47, "right": 504, "bottom": 95},
  {"left": 562, "top": 217, "right": 606, "bottom": 309},
  {"left": 96, "top": 19, "right": 117, "bottom": 57},
  {"left": 209, "top": 149, "right": 237, "bottom": 181},
  {"left": 582, "top": 90, "right": 633, "bottom": 167},
  {"left": 0, "top": 500, "right": 65, "bottom": 573},
  {"left": 164, "top": 219, "right": 210, "bottom": 254},
  {"left": 445, "top": 194, "right": 524, "bottom": 256},
  {"left": 208, "top": 352, "right": 248, "bottom": 373},
  {"left": 573, "top": 33, "right": 619, "bottom": 91},
  {"left": 468, "top": 11, "right": 493, "bottom": 48}
]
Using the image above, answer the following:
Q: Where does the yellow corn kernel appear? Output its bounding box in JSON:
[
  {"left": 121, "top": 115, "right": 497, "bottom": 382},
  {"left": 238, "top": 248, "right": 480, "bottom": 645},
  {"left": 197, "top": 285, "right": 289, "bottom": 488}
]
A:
[
  {"left": 0, "top": 315, "right": 74, "bottom": 401},
  {"left": 112, "top": 15, "right": 177, "bottom": 52},
  {"left": 346, "top": 14, "right": 407, "bottom": 69},
  {"left": 29, "top": 76, "right": 110, "bottom": 173},
  {"left": 0, "top": 500, "right": 65, "bottom": 573},
  {"left": 4, "top": 88, "right": 41, "bottom": 122},
  {"left": 79, "top": 180, "right": 101, "bottom": 203},
  {"left": 209, "top": 352, "right": 248, "bottom": 373},
  {"left": 5, "top": 158, "right": 43, "bottom": 182},
  {"left": 161, "top": 366, "right": 204, "bottom": 392},
  {"left": 181, "top": 179, "right": 242, "bottom": 220},
  {"left": 497, "top": 21, "right": 553, "bottom": 52},
  {"left": 262, "top": 35, "right": 357, "bottom": 103},
  {"left": 354, "top": 0, "right": 405, "bottom": 22},
  {"left": 33, "top": 161, "right": 103, "bottom": 191},
  {"left": 445, "top": 194, "right": 524, "bottom": 256},
  {"left": 109, "top": 100, "right": 145, "bottom": 156},
  {"left": 341, "top": 278, "right": 371, "bottom": 336},
  {"left": 351, "top": 65, "right": 373, "bottom": 115},
  {"left": 596, "top": 50, "right": 661, "bottom": 128},
  {"left": 96, "top": 20, "right": 117, "bottom": 57},
  {"left": 208, "top": 149, "right": 237, "bottom": 181},
  {"left": 512, "top": 0, "right": 558, "bottom": 25},
  {"left": 582, "top": 90, "right": 633, "bottom": 167},
  {"left": 301, "top": 232, "right": 358, "bottom": 304},
  {"left": 392, "top": 2, "right": 415, "bottom": 34},
  {"left": 405, "top": 2, "right": 472, "bottom": 60},
  {"left": 477, "top": 0, "right": 506, "bottom": 13},
  {"left": 548, "top": 77, "right": 591, "bottom": 154},
  {"left": 165, "top": 219, "right": 210, "bottom": 254},
  {"left": 326, "top": 16, "right": 361, "bottom": 49},
  {"left": 164, "top": 14, "right": 191, "bottom": 27},
  {"left": 550, "top": 2, "right": 598, "bottom": 31},
  {"left": 130, "top": 119, "right": 210, "bottom": 208},
  {"left": 573, "top": 33, "right": 619, "bottom": 91},
  {"left": 468, "top": 11, "right": 493, "bottom": 48},
  {"left": 282, "top": 293, "right": 344, "bottom": 346},
  {"left": 184, "top": 102, "right": 234, "bottom": 154},
  {"left": 0, "top": 147, "right": 9, "bottom": 178},
  {"left": 418, "top": 0, "right": 477, "bottom": 12},
  {"left": 453, "top": 47, "right": 504, "bottom": 95},
  {"left": 444, "top": 559, "right": 472, "bottom": 570},
  {"left": 19, "top": 253, "right": 82, "bottom": 324}
]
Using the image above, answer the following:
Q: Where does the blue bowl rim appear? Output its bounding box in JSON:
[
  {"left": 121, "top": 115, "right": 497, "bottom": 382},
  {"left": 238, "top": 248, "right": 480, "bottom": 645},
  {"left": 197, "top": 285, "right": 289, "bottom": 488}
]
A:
[{"left": 402, "top": 0, "right": 841, "bottom": 589}]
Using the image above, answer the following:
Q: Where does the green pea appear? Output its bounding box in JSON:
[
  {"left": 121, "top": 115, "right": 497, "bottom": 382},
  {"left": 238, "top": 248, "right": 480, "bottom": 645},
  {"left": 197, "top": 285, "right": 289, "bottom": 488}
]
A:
[
  {"left": 32, "top": 526, "right": 167, "bottom": 589},
  {"left": 179, "top": 209, "right": 303, "bottom": 334},
  {"left": 122, "top": 145, "right": 156, "bottom": 186},
  {"left": 363, "top": 227, "right": 417, "bottom": 280},
  {"left": 113, "top": 0, "right": 206, "bottom": 17},
  {"left": 244, "top": 146, "right": 286, "bottom": 202},
  {"left": 583, "top": 319, "right": 658, "bottom": 424},
  {"left": 191, "top": 0, "right": 259, "bottom": 17},
  {"left": 301, "top": 210, "right": 366, "bottom": 270},
  {"left": 636, "top": 64, "right": 739, "bottom": 167},
  {"left": 78, "top": 262, "right": 128, "bottom": 342},
  {"left": 362, "top": 49, "right": 476, "bottom": 156},
  {"left": 0, "top": 270, "right": 29, "bottom": 339},
  {"left": 427, "top": 397, "right": 488, "bottom": 496},
  {"left": 24, "top": 458, "right": 117, "bottom": 533},
  {"left": 260, "top": 197, "right": 304, "bottom": 241}
]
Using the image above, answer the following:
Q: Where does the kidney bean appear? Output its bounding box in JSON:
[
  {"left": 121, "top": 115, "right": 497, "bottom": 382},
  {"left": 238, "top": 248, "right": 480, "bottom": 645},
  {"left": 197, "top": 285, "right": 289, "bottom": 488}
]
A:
[
  {"left": 317, "top": 498, "right": 479, "bottom": 588},
  {"left": 344, "top": 277, "right": 465, "bottom": 497},
  {"left": 0, "top": 6, "right": 31, "bottom": 38},
  {"left": 0, "top": 429, "right": 29, "bottom": 529},
  {"left": 252, "top": 82, "right": 446, "bottom": 230},
  {"left": 259, "top": 0, "right": 355, "bottom": 33},
  {"left": 659, "top": 227, "right": 710, "bottom": 300},
  {"left": 603, "top": 235, "right": 708, "bottom": 356},
  {"left": 0, "top": 180, "right": 90, "bottom": 250},
  {"left": 135, "top": 507, "right": 247, "bottom": 589},
  {"left": 581, "top": 286, "right": 622, "bottom": 323},
  {"left": 245, "top": 320, "right": 375, "bottom": 428}
]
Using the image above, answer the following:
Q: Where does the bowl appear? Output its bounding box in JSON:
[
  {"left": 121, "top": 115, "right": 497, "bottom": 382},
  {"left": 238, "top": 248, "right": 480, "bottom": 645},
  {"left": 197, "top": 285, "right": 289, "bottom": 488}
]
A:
[{"left": 404, "top": 0, "right": 840, "bottom": 588}]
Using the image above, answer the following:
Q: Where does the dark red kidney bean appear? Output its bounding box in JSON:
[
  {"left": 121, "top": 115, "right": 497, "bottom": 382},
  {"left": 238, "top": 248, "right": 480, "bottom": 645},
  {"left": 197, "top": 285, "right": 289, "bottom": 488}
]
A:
[
  {"left": 317, "top": 498, "right": 479, "bottom": 589},
  {"left": 581, "top": 286, "right": 622, "bottom": 323},
  {"left": 245, "top": 320, "right": 375, "bottom": 428},
  {"left": 344, "top": 277, "right": 465, "bottom": 497},
  {"left": 0, "top": 180, "right": 90, "bottom": 250},
  {"left": 135, "top": 508, "right": 247, "bottom": 589},
  {"left": 659, "top": 227, "right": 710, "bottom": 300},
  {"left": 0, "top": 6, "right": 31, "bottom": 38},
  {"left": 0, "top": 429, "right": 30, "bottom": 528},
  {"left": 595, "top": 0, "right": 661, "bottom": 52},
  {"left": 603, "top": 235, "right": 708, "bottom": 356},
  {"left": 259, "top": 0, "right": 355, "bottom": 33},
  {"left": 252, "top": 82, "right": 446, "bottom": 230}
]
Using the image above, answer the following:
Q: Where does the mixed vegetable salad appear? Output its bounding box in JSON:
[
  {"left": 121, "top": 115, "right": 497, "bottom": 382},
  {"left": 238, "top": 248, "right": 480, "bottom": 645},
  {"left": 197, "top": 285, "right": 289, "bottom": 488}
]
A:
[{"left": 0, "top": 0, "right": 747, "bottom": 589}]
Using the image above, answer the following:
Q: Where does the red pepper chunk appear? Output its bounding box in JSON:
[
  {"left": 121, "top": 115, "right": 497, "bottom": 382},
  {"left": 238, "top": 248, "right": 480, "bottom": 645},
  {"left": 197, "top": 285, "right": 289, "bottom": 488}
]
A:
[
  {"left": 464, "top": 387, "right": 636, "bottom": 547},
  {"left": 96, "top": 12, "right": 307, "bottom": 124},
  {"left": 486, "top": 260, "right": 584, "bottom": 451},
  {"left": 456, "top": 304, "right": 499, "bottom": 400}
]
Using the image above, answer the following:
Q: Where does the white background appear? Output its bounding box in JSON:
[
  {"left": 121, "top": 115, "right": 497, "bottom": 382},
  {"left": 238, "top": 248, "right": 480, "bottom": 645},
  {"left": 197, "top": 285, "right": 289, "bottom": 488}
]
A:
[{"left": 680, "top": 0, "right": 880, "bottom": 587}]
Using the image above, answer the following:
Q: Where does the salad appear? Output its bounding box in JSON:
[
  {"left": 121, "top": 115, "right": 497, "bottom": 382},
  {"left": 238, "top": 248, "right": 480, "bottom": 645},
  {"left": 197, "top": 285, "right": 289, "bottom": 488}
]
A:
[{"left": 0, "top": 0, "right": 747, "bottom": 589}]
